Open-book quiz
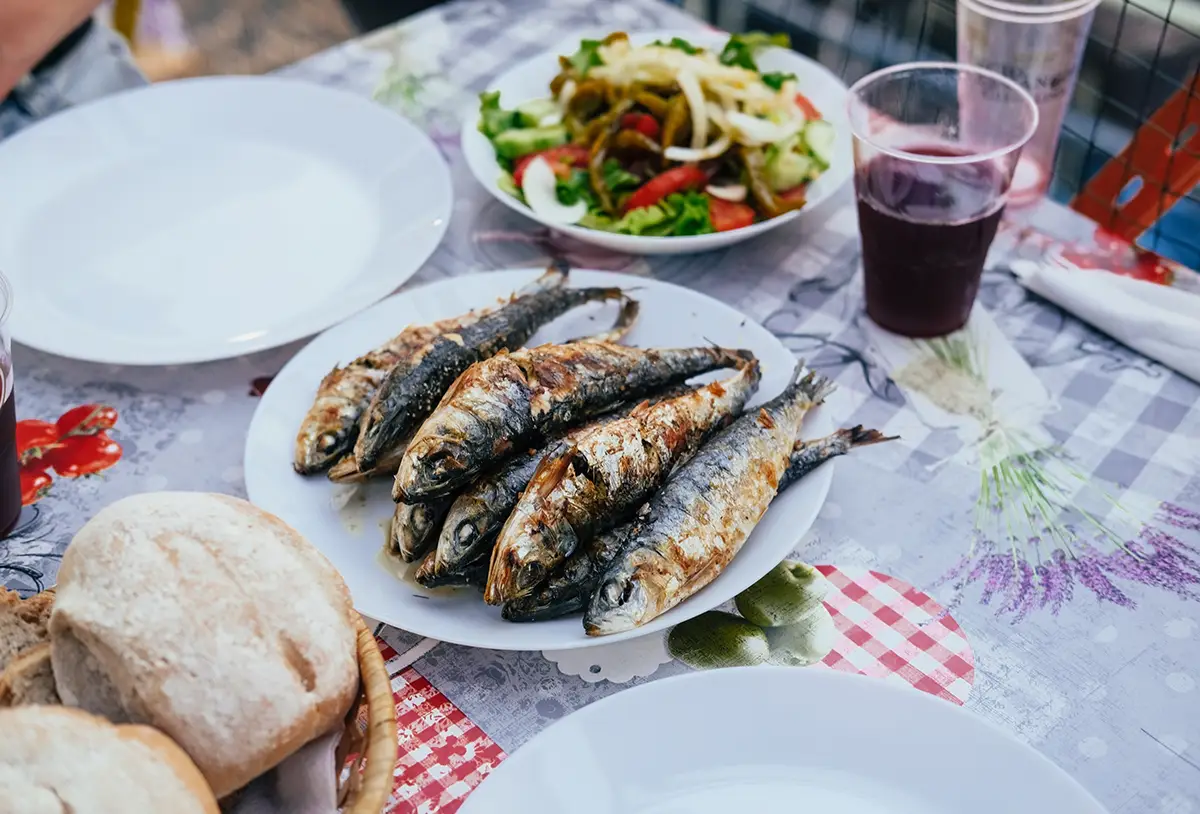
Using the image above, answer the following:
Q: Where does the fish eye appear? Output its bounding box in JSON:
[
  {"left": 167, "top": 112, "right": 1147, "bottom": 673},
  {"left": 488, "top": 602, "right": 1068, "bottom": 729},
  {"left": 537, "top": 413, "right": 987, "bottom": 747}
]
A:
[{"left": 454, "top": 520, "right": 477, "bottom": 544}]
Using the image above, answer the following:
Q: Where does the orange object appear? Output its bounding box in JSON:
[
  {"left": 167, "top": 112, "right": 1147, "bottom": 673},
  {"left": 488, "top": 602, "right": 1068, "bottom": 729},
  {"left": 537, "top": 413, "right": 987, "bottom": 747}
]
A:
[{"left": 1071, "top": 70, "right": 1200, "bottom": 242}]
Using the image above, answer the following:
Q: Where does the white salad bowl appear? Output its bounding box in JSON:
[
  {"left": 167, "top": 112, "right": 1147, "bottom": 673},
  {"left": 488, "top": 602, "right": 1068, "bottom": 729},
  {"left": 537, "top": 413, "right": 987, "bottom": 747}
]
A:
[{"left": 461, "top": 28, "right": 853, "bottom": 255}]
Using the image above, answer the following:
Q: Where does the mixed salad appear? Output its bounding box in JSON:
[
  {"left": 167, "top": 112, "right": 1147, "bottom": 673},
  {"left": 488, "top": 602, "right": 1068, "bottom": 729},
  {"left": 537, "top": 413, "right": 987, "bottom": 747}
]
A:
[{"left": 477, "top": 31, "right": 836, "bottom": 237}]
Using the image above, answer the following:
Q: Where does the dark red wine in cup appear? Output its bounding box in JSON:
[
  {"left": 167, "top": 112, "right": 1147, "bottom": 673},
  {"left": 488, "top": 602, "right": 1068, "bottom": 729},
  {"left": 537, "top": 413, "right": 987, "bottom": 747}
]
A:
[{"left": 856, "top": 146, "right": 1007, "bottom": 337}]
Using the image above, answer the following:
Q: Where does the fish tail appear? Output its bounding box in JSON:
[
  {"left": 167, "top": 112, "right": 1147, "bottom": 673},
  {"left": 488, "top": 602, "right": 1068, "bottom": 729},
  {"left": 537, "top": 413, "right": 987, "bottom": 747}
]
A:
[
  {"left": 794, "top": 364, "right": 835, "bottom": 406},
  {"left": 570, "top": 290, "right": 641, "bottom": 344},
  {"left": 519, "top": 262, "right": 570, "bottom": 297},
  {"left": 845, "top": 425, "right": 898, "bottom": 448}
]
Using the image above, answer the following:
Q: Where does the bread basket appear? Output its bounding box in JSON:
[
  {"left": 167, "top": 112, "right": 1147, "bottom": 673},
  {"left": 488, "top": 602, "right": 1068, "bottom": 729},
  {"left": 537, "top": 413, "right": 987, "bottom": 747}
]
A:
[
  {"left": 7, "top": 591, "right": 397, "bottom": 812},
  {"left": 337, "top": 616, "right": 399, "bottom": 813}
]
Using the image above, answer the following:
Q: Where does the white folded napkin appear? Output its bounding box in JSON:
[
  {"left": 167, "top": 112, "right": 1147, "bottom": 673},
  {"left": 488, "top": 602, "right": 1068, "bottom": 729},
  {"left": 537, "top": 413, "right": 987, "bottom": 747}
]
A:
[
  {"left": 225, "top": 732, "right": 341, "bottom": 814},
  {"left": 1011, "top": 258, "right": 1200, "bottom": 383}
]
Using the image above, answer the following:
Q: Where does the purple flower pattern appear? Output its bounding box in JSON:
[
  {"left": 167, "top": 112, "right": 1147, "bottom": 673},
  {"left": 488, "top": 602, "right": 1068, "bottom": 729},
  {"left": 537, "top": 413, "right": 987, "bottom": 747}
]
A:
[{"left": 936, "top": 503, "right": 1200, "bottom": 621}]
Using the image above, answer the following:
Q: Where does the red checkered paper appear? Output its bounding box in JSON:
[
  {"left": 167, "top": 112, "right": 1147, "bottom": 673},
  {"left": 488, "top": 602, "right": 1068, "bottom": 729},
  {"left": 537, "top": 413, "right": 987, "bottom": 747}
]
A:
[
  {"left": 376, "top": 640, "right": 506, "bottom": 814},
  {"left": 814, "top": 565, "right": 976, "bottom": 705}
]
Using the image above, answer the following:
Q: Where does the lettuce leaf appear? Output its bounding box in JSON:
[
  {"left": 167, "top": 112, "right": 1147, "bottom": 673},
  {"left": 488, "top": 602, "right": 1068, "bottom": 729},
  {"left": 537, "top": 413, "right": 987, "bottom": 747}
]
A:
[
  {"left": 568, "top": 39, "right": 604, "bottom": 76},
  {"left": 719, "top": 32, "right": 790, "bottom": 71},
  {"left": 585, "top": 191, "right": 714, "bottom": 237},
  {"left": 478, "top": 90, "right": 519, "bottom": 139}
]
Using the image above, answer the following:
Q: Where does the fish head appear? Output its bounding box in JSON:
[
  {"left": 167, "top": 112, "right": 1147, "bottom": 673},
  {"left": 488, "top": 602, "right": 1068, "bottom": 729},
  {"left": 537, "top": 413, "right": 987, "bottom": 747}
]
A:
[
  {"left": 438, "top": 496, "right": 491, "bottom": 570},
  {"left": 491, "top": 513, "right": 579, "bottom": 603},
  {"left": 584, "top": 566, "right": 649, "bottom": 636},
  {"left": 397, "top": 418, "right": 503, "bottom": 500}
]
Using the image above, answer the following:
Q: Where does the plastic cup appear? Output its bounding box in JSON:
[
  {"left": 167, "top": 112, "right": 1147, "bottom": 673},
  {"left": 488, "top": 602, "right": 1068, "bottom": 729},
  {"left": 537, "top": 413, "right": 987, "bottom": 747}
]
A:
[
  {"left": 0, "top": 275, "right": 18, "bottom": 536},
  {"left": 847, "top": 62, "right": 1038, "bottom": 338},
  {"left": 957, "top": 0, "right": 1100, "bottom": 206}
]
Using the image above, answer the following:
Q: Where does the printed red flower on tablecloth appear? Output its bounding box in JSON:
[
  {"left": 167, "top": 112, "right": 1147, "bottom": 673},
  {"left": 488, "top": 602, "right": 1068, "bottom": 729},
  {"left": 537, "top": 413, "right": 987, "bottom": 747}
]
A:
[{"left": 15, "top": 404, "right": 123, "bottom": 505}]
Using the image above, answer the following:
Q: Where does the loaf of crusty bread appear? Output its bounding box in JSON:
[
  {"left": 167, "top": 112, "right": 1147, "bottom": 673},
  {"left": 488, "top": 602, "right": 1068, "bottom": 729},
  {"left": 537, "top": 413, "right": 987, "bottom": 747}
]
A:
[
  {"left": 0, "top": 642, "right": 58, "bottom": 707},
  {"left": 50, "top": 492, "right": 360, "bottom": 799},
  {"left": 0, "top": 705, "right": 219, "bottom": 814}
]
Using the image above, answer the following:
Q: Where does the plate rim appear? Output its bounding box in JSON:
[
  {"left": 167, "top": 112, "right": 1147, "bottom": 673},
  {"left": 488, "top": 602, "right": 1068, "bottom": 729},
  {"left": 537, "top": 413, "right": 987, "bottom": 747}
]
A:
[
  {"left": 0, "top": 75, "right": 454, "bottom": 366},
  {"left": 244, "top": 267, "right": 834, "bottom": 651},
  {"left": 459, "top": 27, "right": 853, "bottom": 252},
  {"left": 460, "top": 666, "right": 1111, "bottom": 813}
]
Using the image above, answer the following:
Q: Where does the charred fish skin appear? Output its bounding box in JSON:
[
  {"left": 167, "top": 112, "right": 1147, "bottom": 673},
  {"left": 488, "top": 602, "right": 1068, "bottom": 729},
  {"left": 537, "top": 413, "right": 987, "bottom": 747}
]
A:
[
  {"left": 430, "top": 386, "right": 694, "bottom": 578},
  {"left": 502, "top": 522, "right": 633, "bottom": 622},
  {"left": 396, "top": 343, "right": 755, "bottom": 502},
  {"left": 485, "top": 360, "right": 762, "bottom": 605},
  {"left": 293, "top": 313, "right": 484, "bottom": 474},
  {"left": 354, "top": 265, "right": 633, "bottom": 469},
  {"left": 502, "top": 423, "right": 892, "bottom": 623},
  {"left": 584, "top": 364, "right": 834, "bottom": 636},
  {"left": 414, "top": 549, "right": 487, "bottom": 590},
  {"left": 388, "top": 497, "right": 454, "bottom": 562}
]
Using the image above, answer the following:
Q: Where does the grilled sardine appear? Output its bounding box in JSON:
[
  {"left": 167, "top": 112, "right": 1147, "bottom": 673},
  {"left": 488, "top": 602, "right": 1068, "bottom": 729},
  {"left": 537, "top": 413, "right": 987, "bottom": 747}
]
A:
[
  {"left": 388, "top": 497, "right": 454, "bottom": 562},
  {"left": 395, "top": 343, "right": 754, "bottom": 502},
  {"left": 431, "top": 387, "right": 691, "bottom": 579},
  {"left": 293, "top": 310, "right": 489, "bottom": 474},
  {"left": 502, "top": 424, "right": 892, "bottom": 623},
  {"left": 354, "top": 264, "right": 637, "bottom": 469},
  {"left": 485, "top": 361, "right": 761, "bottom": 604},
  {"left": 584, "top": 363, "right": 834, "bottom": 636}
]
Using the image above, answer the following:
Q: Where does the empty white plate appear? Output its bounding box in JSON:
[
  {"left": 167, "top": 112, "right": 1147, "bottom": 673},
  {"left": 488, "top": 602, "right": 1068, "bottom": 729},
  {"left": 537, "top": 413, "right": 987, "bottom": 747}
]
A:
[
  {"left": 244, "top": 268, "right": 834, "bottom": 651},
  {"left": 0, "top": 76, "right": 452, "bottom": 364},
  {"left": 461, "top": 667, "right": 1109, "bottom": 814}
]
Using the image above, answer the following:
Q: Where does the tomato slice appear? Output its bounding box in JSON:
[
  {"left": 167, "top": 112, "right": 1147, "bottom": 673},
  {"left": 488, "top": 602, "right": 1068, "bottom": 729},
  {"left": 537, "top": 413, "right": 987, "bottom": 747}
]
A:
[
  {"left": 620, "top": 112, "right": 661, "bottom": 139},
  {"left": 624, "top": 165, "right": 709, "bottom": 213},
  {"left": 512, "top": 145, "right": 590, "bottom": 187},
  {"left": 708, "top": 197, "right": 756, "bottom": 232},
  {"left": 778, "top": 184, "right": 808, "bottom": 205},
  {"left": 794, "top": 92, "right": 821, "bottom": 121}
]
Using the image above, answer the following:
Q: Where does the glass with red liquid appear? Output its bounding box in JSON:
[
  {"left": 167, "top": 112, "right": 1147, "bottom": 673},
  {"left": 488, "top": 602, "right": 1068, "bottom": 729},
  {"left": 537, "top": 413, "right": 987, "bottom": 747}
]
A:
[
  {"left": 0, "top": 274, "right": 18, "bottom": 535},
  {"left": 847, "top": 63, "right": 1038, "bottom": 337}
]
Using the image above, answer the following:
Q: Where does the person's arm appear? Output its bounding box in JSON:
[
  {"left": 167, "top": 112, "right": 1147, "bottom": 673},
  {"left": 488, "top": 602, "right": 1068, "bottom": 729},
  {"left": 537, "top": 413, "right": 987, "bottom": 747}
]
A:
[{"left": 0, "top": 0, "right": 106, "bottom": 98}]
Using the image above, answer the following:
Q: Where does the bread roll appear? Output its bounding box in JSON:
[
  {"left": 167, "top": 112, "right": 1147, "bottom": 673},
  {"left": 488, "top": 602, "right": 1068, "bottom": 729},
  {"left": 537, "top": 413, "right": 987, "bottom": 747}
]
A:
[
  {"left": 0, "top": 705, "right": 219, "bottom": 814},
  {"left": 50, "top": 492, "right": 359, "bottom": 798},
  {"left": 0, "top": 643, "right": 58, "bottom": 707}
]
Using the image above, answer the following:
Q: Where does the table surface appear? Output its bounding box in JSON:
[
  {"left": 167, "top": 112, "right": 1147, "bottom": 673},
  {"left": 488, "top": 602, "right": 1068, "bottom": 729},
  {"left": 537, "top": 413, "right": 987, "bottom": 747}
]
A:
[{"left": 3, "top": 1, "right": 1198, "bottom": 812}]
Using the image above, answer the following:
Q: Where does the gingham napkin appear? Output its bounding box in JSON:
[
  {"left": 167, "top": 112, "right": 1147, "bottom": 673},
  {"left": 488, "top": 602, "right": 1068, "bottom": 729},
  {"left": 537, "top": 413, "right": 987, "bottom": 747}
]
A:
[
  {"left": 1011, "top": 258, "right": 1200, "bottom": 383},
  {"left": 227, "top": 732, "right": 339, "bottom": 814}
]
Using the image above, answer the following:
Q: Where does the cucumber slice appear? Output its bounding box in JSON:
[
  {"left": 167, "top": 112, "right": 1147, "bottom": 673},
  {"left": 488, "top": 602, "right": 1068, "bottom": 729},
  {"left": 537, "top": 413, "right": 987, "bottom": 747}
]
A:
[
  {"left": 515, "top": 98, "right": 560, "bottom": 128},
  {"left": 492, "top": 125, "right": 569, "bottom": 160},
  {"left": 804, "top": 120, "right": 836, "bottom": 169}
]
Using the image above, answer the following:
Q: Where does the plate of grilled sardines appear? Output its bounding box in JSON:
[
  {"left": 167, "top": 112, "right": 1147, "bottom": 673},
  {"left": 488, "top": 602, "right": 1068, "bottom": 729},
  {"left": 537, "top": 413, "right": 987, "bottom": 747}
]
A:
[{"left": 245, "top": 265, "right": 870, "bottom": 650}]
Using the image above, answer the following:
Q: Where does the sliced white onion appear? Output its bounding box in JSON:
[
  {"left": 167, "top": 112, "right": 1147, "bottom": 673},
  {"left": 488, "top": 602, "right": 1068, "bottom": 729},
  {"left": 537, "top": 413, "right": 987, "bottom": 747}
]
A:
[
  {"left": 705, "top": 184, "right": 747, "bottom": 202},
  {"left": 521, "top": 157, "right": 586, "bottom": 225},
  {"left": 676, "top": 68, "right": 708, "bottom": 150},
  {"left": 725, "top": 110, "right": 804, "bottom": 146},
  {"left": 557, "top": 79, "right": 576, "bottom": 108},
  {"left": 539, "top": 112, "right": 564, "bottom": 127},
  {"left": 663, "top": 133, "right": 732, "bottom": 163}
]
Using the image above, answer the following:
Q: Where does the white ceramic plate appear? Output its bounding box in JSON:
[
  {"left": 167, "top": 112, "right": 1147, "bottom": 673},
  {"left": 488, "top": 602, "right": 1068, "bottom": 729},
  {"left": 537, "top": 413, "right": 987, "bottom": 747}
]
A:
[
  {"left": 244, "top": 269, "right": 834, "bottom": 650},
  {"left": 461, "top": 667, "right": 1109, "bottom": 814},
  {"left": 461, "top": 29, "right": 853, "bottom": 255},
  {"left": 0, "top": 76, "right": 453, "bottom": 365}
]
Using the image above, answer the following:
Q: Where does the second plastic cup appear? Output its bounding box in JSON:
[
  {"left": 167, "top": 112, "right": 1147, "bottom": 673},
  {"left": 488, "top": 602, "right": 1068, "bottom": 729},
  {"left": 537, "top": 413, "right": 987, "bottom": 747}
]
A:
[
  {"left": 957, "top": 0, "right": 1099, "bottom": 205},
  {"left": 847, "top": 62, "right": 1038, "bottom": 338}
]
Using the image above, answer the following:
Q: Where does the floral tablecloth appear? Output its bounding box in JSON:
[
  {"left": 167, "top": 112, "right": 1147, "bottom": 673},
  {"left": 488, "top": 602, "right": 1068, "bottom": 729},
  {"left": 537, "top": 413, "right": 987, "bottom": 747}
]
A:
[{"left": 4, "top": 1, "right": 1198, "bottom": 812}]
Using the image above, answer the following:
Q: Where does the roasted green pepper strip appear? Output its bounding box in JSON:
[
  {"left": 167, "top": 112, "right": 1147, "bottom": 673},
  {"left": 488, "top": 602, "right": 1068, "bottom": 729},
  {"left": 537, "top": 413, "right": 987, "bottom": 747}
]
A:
[
  {"left": 740, "top": 146, "right": 783, "bottom": 218},
  {"left": 589, "top": 99, "right": 635, "bottom": 215},
  {"left": 633, "top": 91, "right": 671, "bottom": 118},
  {"left": 612, "top": 129, "right": 663, "bottom": 154},
  {"left": 660, "top": 95, "right": 689, "bottom": 166},
  {"left": 568, "top": 79, "right": 609, "bottom": 120}
]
